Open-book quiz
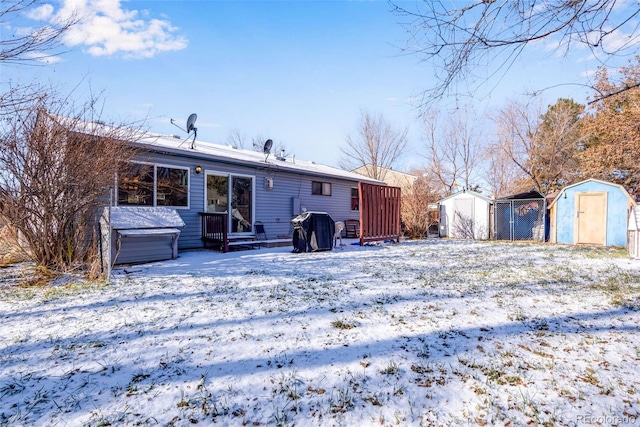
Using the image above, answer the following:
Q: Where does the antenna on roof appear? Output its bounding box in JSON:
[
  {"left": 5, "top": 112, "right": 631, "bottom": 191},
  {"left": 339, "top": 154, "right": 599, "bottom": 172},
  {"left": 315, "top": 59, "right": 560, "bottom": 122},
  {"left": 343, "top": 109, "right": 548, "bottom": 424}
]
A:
[
  {"left": 263, "top": 139, "right": 273, "bottom": 162},
  {"left": 170, "top": 113, "right": 198, "bottom": 149}
]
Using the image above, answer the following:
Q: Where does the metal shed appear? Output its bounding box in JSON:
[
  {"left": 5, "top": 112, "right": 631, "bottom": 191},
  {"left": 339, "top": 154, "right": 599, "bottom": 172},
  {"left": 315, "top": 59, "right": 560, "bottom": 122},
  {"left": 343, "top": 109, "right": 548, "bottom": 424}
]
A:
[
  {"left": 101, "top": 206, "right": 185, "bottom": 265},
  {"left": 548, "top": 179, "right": 636, "bottom": 247},
  {"left": 437, "top": 189, "right": 492, "bottom": 240},
  {"left": 494, "top": 191, "right": 546, "bottom": 242}
]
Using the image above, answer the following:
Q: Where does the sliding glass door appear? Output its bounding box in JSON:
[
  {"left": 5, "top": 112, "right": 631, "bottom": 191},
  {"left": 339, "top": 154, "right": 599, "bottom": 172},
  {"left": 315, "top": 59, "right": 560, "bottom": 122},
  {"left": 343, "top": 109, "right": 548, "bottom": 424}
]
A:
[{"left": 205, "top": 172, "right": 254, "bottom": 235}]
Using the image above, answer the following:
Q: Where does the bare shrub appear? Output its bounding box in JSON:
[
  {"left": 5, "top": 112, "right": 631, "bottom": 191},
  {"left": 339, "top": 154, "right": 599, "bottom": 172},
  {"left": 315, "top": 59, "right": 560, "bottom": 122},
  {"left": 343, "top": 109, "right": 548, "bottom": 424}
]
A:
[
  {"left": 0, "top": 90, "right": 141, "bottom": 273},
  {"left": 402, "top": 173, "right": 441, "bottom": 239},
  {"left": 453, "top": 211, "right": 475, "bottom": 240}
]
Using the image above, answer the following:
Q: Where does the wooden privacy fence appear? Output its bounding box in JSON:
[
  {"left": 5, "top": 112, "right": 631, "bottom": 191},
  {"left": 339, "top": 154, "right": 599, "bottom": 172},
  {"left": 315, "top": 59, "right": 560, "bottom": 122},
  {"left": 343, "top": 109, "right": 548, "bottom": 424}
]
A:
[{"left": 358, "top": 182, "right": 401, "bottom": 244}]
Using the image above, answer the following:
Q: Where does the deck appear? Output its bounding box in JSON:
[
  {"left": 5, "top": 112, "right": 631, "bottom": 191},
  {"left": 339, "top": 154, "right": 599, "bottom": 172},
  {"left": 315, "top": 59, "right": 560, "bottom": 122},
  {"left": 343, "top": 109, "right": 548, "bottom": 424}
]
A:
[{"left": 199, "top": 212, "right": 291, "bottom": 252}]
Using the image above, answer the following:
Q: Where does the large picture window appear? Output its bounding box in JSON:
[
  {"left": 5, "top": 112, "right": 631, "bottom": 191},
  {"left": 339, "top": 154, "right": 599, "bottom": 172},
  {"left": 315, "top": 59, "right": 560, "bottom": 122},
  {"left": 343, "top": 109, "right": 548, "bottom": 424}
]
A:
[{"left": 118, "top": 163, "right": 189, "bottom": 207}]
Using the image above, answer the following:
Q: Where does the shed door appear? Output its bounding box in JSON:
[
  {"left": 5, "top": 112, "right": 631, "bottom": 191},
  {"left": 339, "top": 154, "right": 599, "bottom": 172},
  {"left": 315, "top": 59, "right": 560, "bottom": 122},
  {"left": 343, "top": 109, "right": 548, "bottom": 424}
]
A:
[
  {"left": 453, "top": 198, "right": 475, "bottom": 239},
  {"left": 575, "top": 192, "right": 607, "bottom": 245}
]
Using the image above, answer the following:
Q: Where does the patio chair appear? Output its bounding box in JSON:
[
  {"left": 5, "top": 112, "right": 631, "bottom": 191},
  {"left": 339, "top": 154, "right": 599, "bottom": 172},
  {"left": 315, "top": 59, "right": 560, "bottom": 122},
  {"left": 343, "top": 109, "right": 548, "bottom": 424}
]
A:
[
  {"left": 334, "top": 221, "right": 345, "bottom": 247},
  {"left": 344, "top": 219, "right": 360, "bottom": 238}
]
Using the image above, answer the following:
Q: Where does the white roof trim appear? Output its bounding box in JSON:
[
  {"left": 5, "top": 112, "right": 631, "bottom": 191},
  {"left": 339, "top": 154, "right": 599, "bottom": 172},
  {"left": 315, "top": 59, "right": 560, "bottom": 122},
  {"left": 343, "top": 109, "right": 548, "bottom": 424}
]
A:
[
  {"left": 629, "top": 206, "right": 640, "bottom": 231},
  {"left": 133, "top": 133, "right": 383, "bottom": 184},
  {"left": 548, "top": 178, "right": 636, "bottom": 209},
  {"left": 437, "top": 189, "right": 493, "bottom": 204}
]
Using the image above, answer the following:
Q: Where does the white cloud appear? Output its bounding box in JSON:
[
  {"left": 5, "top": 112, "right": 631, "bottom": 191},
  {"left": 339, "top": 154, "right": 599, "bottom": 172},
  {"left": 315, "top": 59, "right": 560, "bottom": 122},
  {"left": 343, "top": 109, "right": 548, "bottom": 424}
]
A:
[
  {"left": 45, "top": 0, "right": 188, "bottom": 58},
  {"left": 598, "top": 27, "right": 640, "bottom": 53},
  {"left": 25, "top": 4, "right": 55, "bottom": 21},
  {"left": 23, "top": 51, "right": 64, "bottom": 64}
]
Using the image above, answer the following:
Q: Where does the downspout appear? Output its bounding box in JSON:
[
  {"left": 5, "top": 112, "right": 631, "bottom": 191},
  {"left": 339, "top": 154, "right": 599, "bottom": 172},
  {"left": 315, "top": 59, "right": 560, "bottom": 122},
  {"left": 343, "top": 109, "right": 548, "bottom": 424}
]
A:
[{"left": 106, "top": 187, "right": 113, "bottom": 283}]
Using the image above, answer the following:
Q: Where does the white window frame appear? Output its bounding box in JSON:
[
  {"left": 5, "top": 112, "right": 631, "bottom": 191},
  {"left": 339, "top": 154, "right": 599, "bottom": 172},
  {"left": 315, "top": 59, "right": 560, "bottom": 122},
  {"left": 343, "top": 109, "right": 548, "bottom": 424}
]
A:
[
  {"left": 204, "top": 170, "right": 256, "bottom": 236},
  {"left": 116, "top": 161, "right": 191, "bottom": 209}
]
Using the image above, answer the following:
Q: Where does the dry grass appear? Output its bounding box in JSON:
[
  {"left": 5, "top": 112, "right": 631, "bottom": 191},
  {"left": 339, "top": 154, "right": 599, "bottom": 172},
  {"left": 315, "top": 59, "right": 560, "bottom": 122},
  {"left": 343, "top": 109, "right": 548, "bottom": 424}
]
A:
[{"left": 0, "top": 225, "right": 30, "bottom": 267}]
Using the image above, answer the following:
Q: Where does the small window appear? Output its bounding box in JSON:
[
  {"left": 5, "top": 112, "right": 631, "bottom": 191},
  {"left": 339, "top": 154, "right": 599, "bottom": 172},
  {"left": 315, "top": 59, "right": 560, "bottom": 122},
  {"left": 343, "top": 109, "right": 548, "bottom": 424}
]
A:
[
  {"left": 157, "top": 166, "right": 188, "bottom": 207},
  {"left": 312, "top": 181, "right": 332, "bottom": 196},
  {"left": 351, "top": 187, "right": 359, "bottom": 210}
]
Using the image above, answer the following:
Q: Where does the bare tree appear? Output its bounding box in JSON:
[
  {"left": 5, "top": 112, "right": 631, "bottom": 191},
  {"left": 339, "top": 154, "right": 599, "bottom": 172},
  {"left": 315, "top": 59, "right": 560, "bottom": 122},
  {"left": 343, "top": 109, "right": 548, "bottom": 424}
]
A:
[
  {"left": 225, "top": 129, "right": 290, "bottom": 157},
  {"left": 226, "top": 128, "right": 247, "bottom": 149},
  {"left": 0, "top": 89, "right": 140, "bottom": 273},
  {"left": 1, "top": 0, "right": 77, "bottom": 64},
  {"left": 392, "top": 1, "right": 640, "bottom": 104},
  {"left": 1, "top": 1, "right": 78, "bottom": 111},
  {"left": 341, "top": 111, "right": 408, "bottom": 180},
  {"left": 247, "top": 134, "right": 289, "bottom": 159},
  {"left": 421, "top": 106, "right": 484, "bottom": 194},
  {"left": 483, "top": 143, "right": 526, "bottom": 199},
  {"left": 493, "top": 96, "right": 584, "bottom": 195}
]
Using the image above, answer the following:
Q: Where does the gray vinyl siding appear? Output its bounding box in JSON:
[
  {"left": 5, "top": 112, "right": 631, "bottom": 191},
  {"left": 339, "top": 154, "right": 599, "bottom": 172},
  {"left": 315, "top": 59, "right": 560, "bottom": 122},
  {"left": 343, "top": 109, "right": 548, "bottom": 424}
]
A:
[
  {"left": 255, "top": 176, "right": 360, "bottom": 239},
  {"left": 123, "top": 152, "right": 367, "bottom": 249}
]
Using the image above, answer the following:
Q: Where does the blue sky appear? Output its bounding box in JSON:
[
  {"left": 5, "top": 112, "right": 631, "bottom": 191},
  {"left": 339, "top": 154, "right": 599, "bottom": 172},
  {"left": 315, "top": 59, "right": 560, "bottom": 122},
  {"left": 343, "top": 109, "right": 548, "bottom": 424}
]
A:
[{"left": 3, "top": 0, "right": 635, "bottom": 171}]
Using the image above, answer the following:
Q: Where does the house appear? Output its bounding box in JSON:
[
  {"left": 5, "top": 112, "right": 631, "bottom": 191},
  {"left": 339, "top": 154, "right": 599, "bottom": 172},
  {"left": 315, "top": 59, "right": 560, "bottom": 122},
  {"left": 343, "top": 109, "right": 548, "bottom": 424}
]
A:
[
  {"left": 548, "top": 179, "right": 636, "bottom": 247},
  {"left": 437, "top": 189, "right": 492, "bottom": 240},
  {"left": 629, "top": 206, "right": 640, "bottom": 259},
  {"left": 351, "top": 165, "right": 417, "bottom": 194},
  {"left": 494, "top": 191, "right": 546, "bottom": 242},
  {"left": 114, "top": 131, "right": 383, "bottom": 253}
]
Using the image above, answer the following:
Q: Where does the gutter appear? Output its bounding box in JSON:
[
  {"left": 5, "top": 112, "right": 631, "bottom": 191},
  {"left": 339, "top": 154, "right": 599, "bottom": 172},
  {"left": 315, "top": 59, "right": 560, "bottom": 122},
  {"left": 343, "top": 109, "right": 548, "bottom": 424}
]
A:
[{"left": 130, "top": 141, "right": 383, "bottom": 185}]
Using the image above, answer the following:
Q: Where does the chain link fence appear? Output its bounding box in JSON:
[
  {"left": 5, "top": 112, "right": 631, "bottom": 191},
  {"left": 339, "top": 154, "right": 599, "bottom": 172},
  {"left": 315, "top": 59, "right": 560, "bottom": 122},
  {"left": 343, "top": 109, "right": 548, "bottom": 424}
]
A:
[{"left": 494, "top": 198, "right": 546, "bottom": 242}]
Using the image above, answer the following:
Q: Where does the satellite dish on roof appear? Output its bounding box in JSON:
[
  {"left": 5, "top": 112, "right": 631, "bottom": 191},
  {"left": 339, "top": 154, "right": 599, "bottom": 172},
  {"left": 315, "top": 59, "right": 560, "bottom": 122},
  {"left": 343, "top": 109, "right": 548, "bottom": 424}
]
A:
[
  {"left": 263, "top": 139, "right": 273, "bottom": 154},
  {"left": 186, "top": 113, "right": 197, "bottom": 133},
  {"left": 171, "top": 113, "right": 198, "bottom": 150},
  {"left": 263, "top": 139, "right": 273, "bottom": 162}
]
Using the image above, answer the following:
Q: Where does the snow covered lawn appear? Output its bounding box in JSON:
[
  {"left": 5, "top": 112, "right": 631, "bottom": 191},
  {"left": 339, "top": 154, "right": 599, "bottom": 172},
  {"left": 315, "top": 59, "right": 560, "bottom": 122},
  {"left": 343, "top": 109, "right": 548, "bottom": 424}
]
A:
[{"left": 1, "top": 240, "right": 639, "bottom": 426}]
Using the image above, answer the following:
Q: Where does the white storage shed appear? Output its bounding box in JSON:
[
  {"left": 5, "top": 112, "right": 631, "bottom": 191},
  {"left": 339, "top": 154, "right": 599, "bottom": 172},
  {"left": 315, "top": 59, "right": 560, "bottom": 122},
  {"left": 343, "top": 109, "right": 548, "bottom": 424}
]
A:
[{"left": 438, "top": 189, "right": 492, "bottom": 240}]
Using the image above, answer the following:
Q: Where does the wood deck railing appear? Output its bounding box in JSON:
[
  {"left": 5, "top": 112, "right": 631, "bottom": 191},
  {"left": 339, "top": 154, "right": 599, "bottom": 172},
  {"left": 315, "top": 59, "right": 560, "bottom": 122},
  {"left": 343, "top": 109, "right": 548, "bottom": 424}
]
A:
[
  {"left": 199, "top": 212, "right": 229, "bottom": 252},
  {"left": 199, "top": 212, "right": 259, "bottom": 252}
]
